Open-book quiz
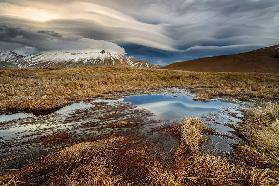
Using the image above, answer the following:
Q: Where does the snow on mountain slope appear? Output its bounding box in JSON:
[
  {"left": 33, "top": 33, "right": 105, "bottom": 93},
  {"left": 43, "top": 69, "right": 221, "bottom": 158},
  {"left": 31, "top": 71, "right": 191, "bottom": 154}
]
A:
[
  {"left": 23, "top": 49, "right": 125, "bottom": 66},
  {"left": 0, "top": 49, "right": 158, "bottom": 68},
  {"left": 0, "top": 50, "right": 25, "bottom": 67}
]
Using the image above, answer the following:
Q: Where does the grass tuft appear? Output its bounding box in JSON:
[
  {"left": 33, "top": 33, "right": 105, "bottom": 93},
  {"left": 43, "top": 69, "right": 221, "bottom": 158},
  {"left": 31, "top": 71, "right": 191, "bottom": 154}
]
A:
[
  {"left": 180, "top": 118, "right": 206, "bottom": 153},
  {"left": 236, "top": 103, "right": 279, "bottom": 170}
]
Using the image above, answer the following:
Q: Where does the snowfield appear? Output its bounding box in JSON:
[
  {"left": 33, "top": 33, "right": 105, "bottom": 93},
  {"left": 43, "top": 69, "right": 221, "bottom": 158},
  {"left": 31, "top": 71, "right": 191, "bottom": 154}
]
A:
[{"left": 0, "top": 49, "right": 157, "bottom": 68}]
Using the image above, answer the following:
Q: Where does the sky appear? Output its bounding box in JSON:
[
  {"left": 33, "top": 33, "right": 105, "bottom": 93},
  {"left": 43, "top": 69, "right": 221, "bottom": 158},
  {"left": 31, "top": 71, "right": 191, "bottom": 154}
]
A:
[{"left": 0, "top": 0, "right": 278, "bottom": 65}]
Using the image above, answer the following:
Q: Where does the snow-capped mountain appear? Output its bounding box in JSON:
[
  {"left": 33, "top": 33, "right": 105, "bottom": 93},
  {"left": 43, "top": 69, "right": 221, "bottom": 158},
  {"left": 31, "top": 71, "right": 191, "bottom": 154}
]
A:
[
  {"left": 0, "top": 50, "right": 26, "bottom": 67},
  {"left": 0, "top": 49, "right": 158, "bottom": 68}
]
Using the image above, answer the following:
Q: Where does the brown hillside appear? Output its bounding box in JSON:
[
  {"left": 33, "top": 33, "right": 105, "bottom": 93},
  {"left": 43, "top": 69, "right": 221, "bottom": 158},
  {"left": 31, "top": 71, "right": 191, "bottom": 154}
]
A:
[{"left": 165, "top": 45, "right": 279, "bottom": 73}]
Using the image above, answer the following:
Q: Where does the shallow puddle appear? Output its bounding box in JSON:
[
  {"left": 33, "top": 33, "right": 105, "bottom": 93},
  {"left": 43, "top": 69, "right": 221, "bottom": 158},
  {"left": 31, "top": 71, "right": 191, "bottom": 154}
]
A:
[
  {"left": 0, "top": 89, "right": 247, "bottom": 170},
  {"left": 123, "top": 91, "right": 246, "bottom": 155},
  {"left": 124, "top": 93, "right": 240, "bottom": 121},
  {"left": 55, "top": 102, "right": 94, "bottom": 115},
  {"left": 0, "top": 113, "right": 33, "bottom": 123}
]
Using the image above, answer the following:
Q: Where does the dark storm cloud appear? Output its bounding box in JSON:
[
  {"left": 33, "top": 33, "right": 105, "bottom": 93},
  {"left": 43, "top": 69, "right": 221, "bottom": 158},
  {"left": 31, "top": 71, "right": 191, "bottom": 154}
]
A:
[
  {"left": 0, "top": 0, "right": 278, "bottom": 63},
  {"left": 37, "top": 30, "right": 62, "bottom": 38},
  {"left": 0, "top": 24, "right": 124, "bottom": 53}
]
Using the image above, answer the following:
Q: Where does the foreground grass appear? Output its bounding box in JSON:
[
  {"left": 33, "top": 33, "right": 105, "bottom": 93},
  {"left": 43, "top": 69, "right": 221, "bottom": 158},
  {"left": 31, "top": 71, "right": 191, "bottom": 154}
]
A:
[
  {"left": 151, "top": 119, "right": 277, "bottom": 185},
  {"left": 235, "top": 103, "right": 279, "bottom": 174},
  {"left": 1, "top": 118, "right": 277, "bottom": 185},
  {"left": 0, "top": 66, "right": 278, "bottom": 113},
  {"left": 0, "top": 135, "right": 157, "bottom": 185}
]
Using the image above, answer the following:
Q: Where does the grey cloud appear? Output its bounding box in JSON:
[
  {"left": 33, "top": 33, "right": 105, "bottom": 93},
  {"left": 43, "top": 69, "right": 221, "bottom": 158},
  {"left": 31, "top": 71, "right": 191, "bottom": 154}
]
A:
[
  {"left": 37, "top": 30, "right": 62, "bottom": 38},
  {"left": 0, "top": 0, "right": 278, "bottom": 56},
  {"left": 0, "top": 24, "right": 125, "bottom": 53},
  {"left": 94, "top": 0, "right": 279, "bottom": 50}
]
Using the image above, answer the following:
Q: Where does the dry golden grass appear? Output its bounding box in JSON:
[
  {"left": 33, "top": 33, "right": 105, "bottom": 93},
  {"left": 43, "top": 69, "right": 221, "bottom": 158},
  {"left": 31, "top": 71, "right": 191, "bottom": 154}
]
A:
[
  {"left": 0, "top": 135, "right": 158, "bottom": 185},
  {"left": 148, "top": 118, "right": 275, "bottom": 186},
  {"left": 149, "top": 155, "right": 248, "bottom": 186},
  {"left": 1, "top": 67, "right": 278, "bottom": 185},
  {"left": 1, "top": 118, "right": 277, "bottom": 185},
  {"left": 109, "top": 120, "right": 137, "bottom": 128},
  {"left": 0, "top": 66, "right": 278, "bottom": 113},
  {"left": 236, "top": 103, "right": 279, "bottom": 171},
  {"left": 180, "top": 118, "right": 207, "bottom": 152},
  {"left": 0, "top": 136, "right": 130, "bottom": 185},
  {"left": 149, "top": 155, "right": 275, "bottom": 186},
  {"left": 39, "top": 132, "right": 72, "bottom": 146}
]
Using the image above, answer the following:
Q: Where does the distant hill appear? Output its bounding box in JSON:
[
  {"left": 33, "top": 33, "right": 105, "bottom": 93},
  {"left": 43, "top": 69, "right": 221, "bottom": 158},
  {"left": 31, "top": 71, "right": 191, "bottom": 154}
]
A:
[
  {"left": 0, "top": 49, "right": 158, "bottom": 68},
  {"left": 164, "top": 45, "right": 279, "bottom": 73}
]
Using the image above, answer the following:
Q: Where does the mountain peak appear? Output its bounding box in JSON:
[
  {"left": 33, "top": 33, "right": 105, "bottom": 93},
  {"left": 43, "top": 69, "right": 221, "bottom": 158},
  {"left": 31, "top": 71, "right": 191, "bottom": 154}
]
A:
[{"left": 0, "top": 49, "right": 158, "bottom": 68}]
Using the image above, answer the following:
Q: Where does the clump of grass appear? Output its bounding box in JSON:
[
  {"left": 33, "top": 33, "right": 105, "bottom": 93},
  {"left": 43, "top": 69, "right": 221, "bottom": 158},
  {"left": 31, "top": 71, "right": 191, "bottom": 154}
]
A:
[
  {"left": 149, "top": 118, "right": 273, "bottom": 186},
  {"left": 179, "top": 118, "right": 206, "bottom": 153},
  {"left": 0, "top": 136, "right": 130, "bottom": 185},
  {"left": 0, "top": 135, "right": 156, "bottom": 185},
  {"left": 245, "top": 168, "right": 276, "bottom": 186},
  {"left": 235, "top": 103, "right": 279, "bottom": 170},
  {"left": 176, "top": 120, "right": 242, "bottom": 185},
  {"left": 148, "top": 155, "right": 245, "bottom": 186}
]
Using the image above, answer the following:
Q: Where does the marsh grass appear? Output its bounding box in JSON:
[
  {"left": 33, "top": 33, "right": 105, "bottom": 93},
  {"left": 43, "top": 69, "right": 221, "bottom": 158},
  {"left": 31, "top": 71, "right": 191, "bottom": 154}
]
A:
[
  {"left": 109, "top": 120, "right": 137, "bottom": 128},
  {"left": 179, "top": 118, "right": 207, "bottom": 153},
  {"left": 148, "top": 118, "right": 275, "bottom": 186},
  {"left": 0, "top": 118, "right": 277, "bottom": 185},
  {"left": 0, "top": 136, "right": 132, "bottom": 185},
  {"left": 39, "top": 132, "right": 72, "bottom": 146},
  {"left": 235, "top": 103, "right": 279, "bottom": 176},
  {"left": 0, "top": 67, "right": 278, "bottom": 113},
  {"left": 0, "top": 67, "right": 278, "bottom": 185},
  {"left": 148, "top": 155, "right": 248, "bottom": 186}
]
